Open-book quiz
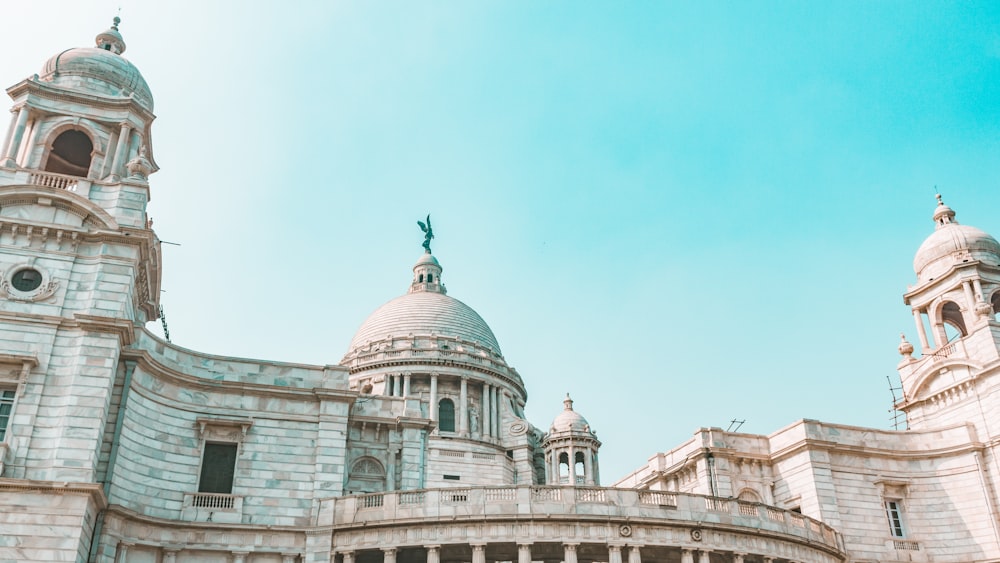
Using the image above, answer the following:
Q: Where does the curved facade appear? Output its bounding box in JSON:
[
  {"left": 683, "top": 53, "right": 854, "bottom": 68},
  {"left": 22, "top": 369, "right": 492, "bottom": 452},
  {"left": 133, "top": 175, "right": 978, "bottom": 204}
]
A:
[{"left": 0, "top": 18, "right": 997, "bottom": 563}]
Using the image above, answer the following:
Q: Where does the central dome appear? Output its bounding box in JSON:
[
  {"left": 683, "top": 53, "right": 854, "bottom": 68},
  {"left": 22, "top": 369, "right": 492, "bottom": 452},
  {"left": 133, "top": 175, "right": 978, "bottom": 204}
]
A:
[{"left": 347, "top": 291, "right": 501, "bottom": 354}]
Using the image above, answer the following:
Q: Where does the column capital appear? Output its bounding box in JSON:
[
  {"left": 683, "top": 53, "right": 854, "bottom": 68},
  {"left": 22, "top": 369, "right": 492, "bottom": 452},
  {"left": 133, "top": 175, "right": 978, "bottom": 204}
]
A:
[
  {"left": 563, "top": 543, "right": 580, "bottom": 549},
  {"left": 382, "top": 548, "right": 398, "bottom": 554},
  {"left": 424, "top": 545, "right": 441, "bottom": 550},
  {"left": 337, "top": 551, "right": 355, "bottom": 556},
  {"left": 470, "top": 543, "right": 487, "bottom": 550},
  {"left": 517, "top": 542, "right": 534, "bottom": 548}
]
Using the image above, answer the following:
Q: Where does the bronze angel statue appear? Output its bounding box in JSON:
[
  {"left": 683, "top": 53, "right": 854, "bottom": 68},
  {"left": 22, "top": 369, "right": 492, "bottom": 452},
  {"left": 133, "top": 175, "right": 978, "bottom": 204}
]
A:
[{"left": 417, "top": 214, "right": 434, "bottom": 253}]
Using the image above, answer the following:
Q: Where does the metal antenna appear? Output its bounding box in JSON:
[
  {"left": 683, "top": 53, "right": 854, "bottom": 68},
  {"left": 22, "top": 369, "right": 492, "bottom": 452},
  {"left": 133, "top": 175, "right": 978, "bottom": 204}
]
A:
[
  {"left": 159, "top": 304, "right": 171, "bottom": 342},
  {"left": 726, "top": 419, "right": 745, "bottom": 432}
]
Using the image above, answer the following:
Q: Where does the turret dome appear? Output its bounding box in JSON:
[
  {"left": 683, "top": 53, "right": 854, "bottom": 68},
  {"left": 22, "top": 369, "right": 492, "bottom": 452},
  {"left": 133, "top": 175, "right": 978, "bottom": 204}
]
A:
[
  {"left": 913, "top": 195, "right": 1000, "bottom": 283},
  {"left": 38, "top": 18, "right": 153, "bottom": 110},
  {"left": 550, "top": 394, "right": 591, "bottom": 433}
]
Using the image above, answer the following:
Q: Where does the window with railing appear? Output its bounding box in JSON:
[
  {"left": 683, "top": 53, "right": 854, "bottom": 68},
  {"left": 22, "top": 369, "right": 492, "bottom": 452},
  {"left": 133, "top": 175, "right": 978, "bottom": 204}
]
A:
[{"left": 198, "top": 442, "right": 238, "bottom": 494}]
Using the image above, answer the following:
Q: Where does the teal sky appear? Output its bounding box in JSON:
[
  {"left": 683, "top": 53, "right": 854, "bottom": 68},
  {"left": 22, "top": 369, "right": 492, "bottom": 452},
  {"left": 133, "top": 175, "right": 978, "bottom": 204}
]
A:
[{"left": 4, "top": 2, "right": 1000, "bottom": 481}]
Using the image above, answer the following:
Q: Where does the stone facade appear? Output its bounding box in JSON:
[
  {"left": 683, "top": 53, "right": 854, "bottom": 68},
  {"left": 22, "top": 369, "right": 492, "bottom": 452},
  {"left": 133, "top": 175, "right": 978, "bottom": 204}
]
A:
[{"left": 0, "top": 18, "right": 996, "bottom": 563}]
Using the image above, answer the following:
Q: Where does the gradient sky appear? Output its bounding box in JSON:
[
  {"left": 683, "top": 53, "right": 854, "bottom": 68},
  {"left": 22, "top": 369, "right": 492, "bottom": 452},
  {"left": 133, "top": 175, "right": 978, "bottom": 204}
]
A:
[{"left": 4, "top": 1, "right": 1000, "bottom": 482}]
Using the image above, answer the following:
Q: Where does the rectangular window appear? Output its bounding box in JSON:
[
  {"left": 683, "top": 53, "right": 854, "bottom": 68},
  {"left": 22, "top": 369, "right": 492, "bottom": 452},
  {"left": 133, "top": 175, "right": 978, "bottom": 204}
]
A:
[
  {"left": 198, "top": 442, "right": 238, "bottom": 494},
  {"left": 885, "top": 499, "right": 905, "bottom": 538},
  {"left": 0, "top": 389, "right": 15, "bottom": 441}
]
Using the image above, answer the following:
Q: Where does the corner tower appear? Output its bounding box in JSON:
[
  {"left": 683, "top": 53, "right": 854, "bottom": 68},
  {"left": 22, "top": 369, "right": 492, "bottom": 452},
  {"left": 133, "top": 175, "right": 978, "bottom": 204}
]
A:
[
  {"left": 897, "top": 195, "right": 1000, "bottom": 431},
  {"left": 0, "top": 19, "right": 161, "bottom": 562},
  {"left": 543, "top": 394, "right": 601, "bottom": 485}
]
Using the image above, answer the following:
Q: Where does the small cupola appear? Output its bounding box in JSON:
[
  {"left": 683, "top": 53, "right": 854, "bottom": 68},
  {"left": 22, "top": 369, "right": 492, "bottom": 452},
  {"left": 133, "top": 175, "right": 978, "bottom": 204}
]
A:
[
  {"left": 95, "top": 17, "right": 127, "bottom": 54},
  {"left": 409, "top": 251, "right": 446, "bottom": 294},
  {"left": 542, "top": 394, "right": 601, "bottom": 486}
]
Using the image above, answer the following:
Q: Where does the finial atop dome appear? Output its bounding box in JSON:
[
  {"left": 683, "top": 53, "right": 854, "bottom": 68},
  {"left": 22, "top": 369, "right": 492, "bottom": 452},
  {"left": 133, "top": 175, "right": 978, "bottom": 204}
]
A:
[
  {"left": 563, "top": 393, "right": 574, "bottom": 411},
  {"left": 932, "top": 193, "right": 957, "bottom": 229},
  {"left": 95, "top": 16, "right": 127, "bottom": 55}
]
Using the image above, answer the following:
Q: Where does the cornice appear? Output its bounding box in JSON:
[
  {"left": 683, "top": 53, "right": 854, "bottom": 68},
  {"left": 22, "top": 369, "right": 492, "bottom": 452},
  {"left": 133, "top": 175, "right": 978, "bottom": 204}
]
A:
[
  {"left": 0, "top": 478, "right": 107, "bottom": 510},
  {"left": 72, "top": 313, "right": 135, "bottom": 346},
  {"left": 7, "top": 78, "right": 156, "bottom": 121},
  {"left": 121, "top": 348, "right": 345, "bottom": 402}
]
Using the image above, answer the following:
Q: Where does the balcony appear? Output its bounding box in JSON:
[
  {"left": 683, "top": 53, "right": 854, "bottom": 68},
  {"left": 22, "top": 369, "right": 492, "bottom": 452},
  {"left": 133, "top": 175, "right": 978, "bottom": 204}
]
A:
[{"left": 181, "top": 492, "right": 243, "bottom": 524}]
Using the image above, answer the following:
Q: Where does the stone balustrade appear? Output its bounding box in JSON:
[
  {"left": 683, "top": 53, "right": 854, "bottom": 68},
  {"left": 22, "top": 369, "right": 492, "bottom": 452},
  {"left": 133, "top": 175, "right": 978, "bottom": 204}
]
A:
[{"left": 321, "top": 485, "right": 845, "bottom": 557}]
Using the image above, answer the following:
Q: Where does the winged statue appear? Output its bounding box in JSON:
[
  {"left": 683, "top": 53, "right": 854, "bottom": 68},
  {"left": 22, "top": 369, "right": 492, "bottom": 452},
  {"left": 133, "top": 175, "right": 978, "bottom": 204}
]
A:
[{"left": 417, "top": 214, "right": 434, "bottom": 253}]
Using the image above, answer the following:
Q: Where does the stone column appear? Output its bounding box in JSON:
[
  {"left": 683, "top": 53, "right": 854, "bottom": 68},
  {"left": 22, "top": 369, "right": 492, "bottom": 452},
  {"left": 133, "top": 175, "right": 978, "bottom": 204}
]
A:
[
  {"left": 282, "top": 554, "right": 299, "bottom": 563},
  {"left": 563, "top": 544, "right": 579, "bottom": 563},
  {"left": 583, "top": 447, "right": 594, "bottom": 484},
  {"left": 762, "top": 558, "right": 774, "bottom": 563},
  {"left": 568, "top": 445, "right": 577, "bottom": 484},
  {"left": 342, "top": 551, "right": 355, "bottom": 563},
  {"left": 163, "top": 549, "right": 180, "bottom": 563},
  {"left": 403, "top": 373, "right": 411, "bottom": 397},
  {"left": 383, "top": 548, "right": 397, "bottom": 563},
  {"left": 627, "top": 545, "right": 642, "bottom": 563},
  {"left": 232, "top": 552, "right": 250, "bottom": 563},
  {"left": 426, "top": 546, "right": 441, "bottom": 563},
  {"left": 115, "top": 542, "right": 134, "bottom": 563},
  {"left": 471, "top": 543, "right": 486, "bottom": 563},
  {"left": 1, "top": 105, "right": 28, "bottom": 168},
  {"left": 430, "top": 373, "right": 439, "bottom": 423},
  {"left": 0, "top": 109, "right": 18, "bottom": 162},
  {"left": 964, "top": 281, "right": 976, "bottom": 311},
  {"left": 483, "top": 383, "right": 492, "bottom": 438},
  {"left": 697, "top": 550, "right": 711, "bottom": 563},
  {"left": 608, "top": 545, "right": 623, "bottom": 563},
  {"left": 732, "top": 554, "right": 745, "bottom": 563},
  {"left": 459, "top": 376, "right": 469, "bottom": 436},
  {"left": 108, "top": 122, "right": 132, "bottom": 180},
  {"left": 679, "top": 549, "right": 694, "bottom": 563},
  {"left": 517, "top": 543, "right": 533, "bottom": 563},
  {"left": 974, "top": 278, "right": 985, "bottom": 301},
  {"left": 913, "top": 309, "right": 931, "bottom": 351}
]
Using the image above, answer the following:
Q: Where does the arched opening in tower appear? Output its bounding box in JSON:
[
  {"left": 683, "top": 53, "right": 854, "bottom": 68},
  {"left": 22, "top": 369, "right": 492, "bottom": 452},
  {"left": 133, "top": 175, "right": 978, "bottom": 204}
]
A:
[
  {"left": 44, "top": 130, "right": 93, "bottom": 177},
  {"left": 941, "top": 301, "right": 968, "bottom": 340},
  {"left": 992, "top": 292, "right": 1000, "bottom": 321}
]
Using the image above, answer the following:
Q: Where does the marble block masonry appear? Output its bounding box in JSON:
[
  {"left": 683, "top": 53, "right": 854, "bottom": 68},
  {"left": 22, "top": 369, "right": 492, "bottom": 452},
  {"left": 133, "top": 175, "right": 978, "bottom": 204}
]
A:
[{"left": 0, "top": 16, "right": 999, "bottom": 563}]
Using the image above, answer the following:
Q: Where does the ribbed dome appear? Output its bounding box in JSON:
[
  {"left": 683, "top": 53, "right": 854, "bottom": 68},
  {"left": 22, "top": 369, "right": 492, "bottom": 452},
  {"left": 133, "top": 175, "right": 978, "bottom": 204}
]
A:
[
  {"left": 913, "top": 197, "right": 1000, "bottom": 282},
  {"left": 348, "top": 291, "right": 501, "bottom": 354},
  {"left": 40, "top": 47, "right": 153, "bottom": 110}
]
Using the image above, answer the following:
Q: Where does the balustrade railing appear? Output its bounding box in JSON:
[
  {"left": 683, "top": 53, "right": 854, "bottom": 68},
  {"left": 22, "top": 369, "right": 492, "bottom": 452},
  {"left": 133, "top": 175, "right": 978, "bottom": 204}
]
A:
[
  {"left": 27, "top": 171, "right": 80, "bottom": 191},
  {"left": 190, "top": 492, "right": 236, "bottom": 510},
  {"left": 327, "top": 486, "right": 842, "bottom": 551}
]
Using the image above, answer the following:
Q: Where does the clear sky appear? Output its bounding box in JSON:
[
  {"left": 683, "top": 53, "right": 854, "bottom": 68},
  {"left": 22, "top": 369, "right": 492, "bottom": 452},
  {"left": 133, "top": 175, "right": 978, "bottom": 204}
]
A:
[{"left": 4, "top": 1, "right": 1000, "bottom": 482}]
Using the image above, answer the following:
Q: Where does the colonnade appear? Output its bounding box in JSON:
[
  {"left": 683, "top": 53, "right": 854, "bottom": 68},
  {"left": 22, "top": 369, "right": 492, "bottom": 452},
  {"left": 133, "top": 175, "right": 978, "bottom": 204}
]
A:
[
  {"left": 911, "top": 278, "right": 989, "bottom": 353},
  {"left": 337, "top": 542, "right": 807, "bottom": 563},
  {"left": 546, "top": 443, "right": 598, "bottom": 485},
  {"left": 386, "top": 372, "right": 505, "bottom": 440}
]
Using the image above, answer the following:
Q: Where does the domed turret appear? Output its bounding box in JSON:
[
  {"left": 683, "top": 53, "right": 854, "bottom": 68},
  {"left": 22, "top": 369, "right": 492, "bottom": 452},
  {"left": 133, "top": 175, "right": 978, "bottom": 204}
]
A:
[
  {"left": 542, "top": 394, "right": 601, "bottom": 485},
  {"left": 38, "top": 18, "right": 153, "bottom": 110},
  {"left": 913, "top": 194, "right": 1000, "bottom": 283}
]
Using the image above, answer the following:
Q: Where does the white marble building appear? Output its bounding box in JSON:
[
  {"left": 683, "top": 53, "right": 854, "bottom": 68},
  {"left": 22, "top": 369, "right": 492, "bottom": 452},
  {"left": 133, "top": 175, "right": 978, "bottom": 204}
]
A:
[{"left": 0, "top": 18, "right": 995, "bottom": 563}]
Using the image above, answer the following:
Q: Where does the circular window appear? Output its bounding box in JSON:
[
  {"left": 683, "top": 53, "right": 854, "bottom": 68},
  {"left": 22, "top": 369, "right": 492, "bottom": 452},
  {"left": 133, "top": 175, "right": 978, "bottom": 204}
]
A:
[{"left": 11, "top": 268, "right": 43, "bottom": 292}]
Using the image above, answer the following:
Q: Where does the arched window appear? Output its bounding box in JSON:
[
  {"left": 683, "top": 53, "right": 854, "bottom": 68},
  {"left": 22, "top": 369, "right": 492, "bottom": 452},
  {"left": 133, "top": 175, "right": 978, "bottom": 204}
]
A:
[
  {"left": 941, "top": 301, "right": 968, "bottom": 339},
  {"left": 438, "top": 398, "right": 456, "bottom": 432},
  {"left": 738, "top": 489, "right": 762, "bottom": 503},
  {"left": 559, "top": 452, "right": 569, "bottom": 481},
  {"left": 991, "top": 291, "right": 1000, "bottom": 321},
  {"left": 44, "top": 130, "right": 93, "bottom": 177},
  {"left": 419, "top": 274, "right": 424, "bottom": 282},
  {"left": 574, "top": 451, "right": 585, "bottom": 482},
  {"left": 427, "top": 273, "right": 433, "bottom": 283},
  {"left": 345, "top": 456, "right": 386, "bottom": 494}
]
